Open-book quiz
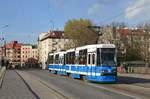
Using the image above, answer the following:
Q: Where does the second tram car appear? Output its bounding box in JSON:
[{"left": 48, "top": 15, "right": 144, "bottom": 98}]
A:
[{"left": 48, "top": 44, "right": 117, "bottom": 83}]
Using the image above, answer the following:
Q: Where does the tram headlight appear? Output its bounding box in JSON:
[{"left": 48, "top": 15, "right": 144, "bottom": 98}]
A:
[{"left": 100, "top": 70, "right": 108, "bottom": 73}]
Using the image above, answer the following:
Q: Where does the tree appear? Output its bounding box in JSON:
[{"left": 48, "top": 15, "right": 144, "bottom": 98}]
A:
[
  {"left": 126, "top": 47, "right": 143, "bottom": 61},
  {"left": 64, "top": 18, "right": 97, "bottom": 48},
  {"left": 25, "top": 57, "right": 39, "bottom": 68},
  {"left": 137, "top": 20, "right": 150, "bottom": 29}
]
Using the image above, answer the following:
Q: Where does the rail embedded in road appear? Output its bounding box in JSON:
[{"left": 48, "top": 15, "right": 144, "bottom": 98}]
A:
[{"left": 16, "top": 70, "right": 68, "bottom": 99}]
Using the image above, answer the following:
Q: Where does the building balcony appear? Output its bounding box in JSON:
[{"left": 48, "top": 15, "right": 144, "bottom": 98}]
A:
[{"left": 52, "top": 41, "right": 57, "bottom": 45}]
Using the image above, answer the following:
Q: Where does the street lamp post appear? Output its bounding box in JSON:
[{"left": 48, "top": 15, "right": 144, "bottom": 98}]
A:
[{"left": 0, "top": 25, "right": 8, "bottom": 68}]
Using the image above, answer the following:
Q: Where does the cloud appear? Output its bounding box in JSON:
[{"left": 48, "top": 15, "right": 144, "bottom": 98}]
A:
[
  {"left": 88, "top": 0, "right": 118, "bottom": 16},
  {"left": 88, "top": 4, "right": 101, "bottom": 15},
  {"left": 125, "top": 0, "right": 150, "bottom": 19},
  {"left": 48, "top": 0, "right": 67, "bottom": 8}
]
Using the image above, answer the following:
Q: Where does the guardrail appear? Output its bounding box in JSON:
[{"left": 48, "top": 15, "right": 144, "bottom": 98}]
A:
[
  {"left": 0, "top": 66, "right": 6, "bottom": 88},
  {"left": 117, "top": 66, "right": 150, "bottom": 74}
]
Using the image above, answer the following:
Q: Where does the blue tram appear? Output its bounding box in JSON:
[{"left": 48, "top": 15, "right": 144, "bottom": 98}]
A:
[{"left": 48, "top": 44, "right": 117, "bottom": 83}]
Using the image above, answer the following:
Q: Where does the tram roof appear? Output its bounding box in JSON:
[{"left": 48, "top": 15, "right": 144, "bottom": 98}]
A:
[
  {"left": 76, "top": 44, "right": 115, "bottom": 50},
  {"left": 48, "top": 53, "right": 54, "bottom": 56},
  {"left": 50, "top": 44, "right": 115, "bottom": 55},
  {"left": 96, "top": 44, "right": 115, "bottom": 48},
  {"left": 54, "top": 51, "right": 66, "bottom": 55},
  {"left": 49, "top": 51, "right": 66, "bottom": 56},
  {"left": 66, "top": 48, "right": 75, "bottom": 52}
]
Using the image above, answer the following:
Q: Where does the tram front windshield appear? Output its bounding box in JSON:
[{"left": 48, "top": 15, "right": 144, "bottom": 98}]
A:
[{"left": 98, "top": 48, "right": 115, "bottom": 66}]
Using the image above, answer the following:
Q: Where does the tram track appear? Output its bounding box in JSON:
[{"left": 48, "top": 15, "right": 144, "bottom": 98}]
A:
[
  {"left": 16, "top": 70, "right": 69, "bottom": 99},
  {"left": 38, "top": 79, "right": 69, "bottom": 99},
  {"left": 15, "top": 70, "right": 40, "bottom": 99},
  {"left": 22, "top": 70, "right": 150, "bottom": 99}
]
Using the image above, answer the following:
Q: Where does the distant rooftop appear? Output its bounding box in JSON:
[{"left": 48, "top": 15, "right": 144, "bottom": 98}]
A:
[
  {"left": 39, "top": 30, "right": 64, "bottom": 41},
  {"left": 21, "top": 44, "right": 37, "bottom": 48}
]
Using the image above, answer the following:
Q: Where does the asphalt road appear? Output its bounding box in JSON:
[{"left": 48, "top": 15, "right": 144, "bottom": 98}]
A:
[
  {"left": 1, "top": 70, "right": 150, "bottom": 99},
  {"left": 25, "top": 70, "right": 137, "bottom": 99}
]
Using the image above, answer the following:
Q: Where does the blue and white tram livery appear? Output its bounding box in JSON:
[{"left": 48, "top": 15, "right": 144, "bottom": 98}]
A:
[
  {"left": 48, "top": 44, "right": 117, "bottom": 83},
  {"left": 48, "top": 51, "right": 66, "bottom": 75}
]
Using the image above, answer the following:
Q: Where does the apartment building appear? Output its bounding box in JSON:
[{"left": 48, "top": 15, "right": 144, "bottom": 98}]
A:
[
  {"left": 21, "top": 44, "right": 38, "bottom": 67},
  {"left": 5, "top": 41, "right": 21, "bottom": 68},
  {"left": 38, "top": 30, "right": 69, "bottom": 69}
]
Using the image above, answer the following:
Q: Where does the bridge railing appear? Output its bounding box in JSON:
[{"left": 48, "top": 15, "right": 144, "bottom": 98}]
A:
[{"left": 0, "top": 66, "right": 6, "bottom": 88}]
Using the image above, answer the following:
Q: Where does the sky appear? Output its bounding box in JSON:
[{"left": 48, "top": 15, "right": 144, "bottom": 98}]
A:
[{"left": 0, "top": 0, "right": 150, "bottom": 44}]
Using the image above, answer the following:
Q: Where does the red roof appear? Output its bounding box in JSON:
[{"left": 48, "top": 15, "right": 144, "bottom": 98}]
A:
[
  {"left": 5, "top": 40, "right": 21, "bottom": 49},
  {"left": 50, "top": 31, "right": 63, "bottom": 38},
  {"left": 41, "top": 31, "right": 64, "bottom": 41},
  {"left": 117, "top": 29, "right": 129, "bottom": 36}
]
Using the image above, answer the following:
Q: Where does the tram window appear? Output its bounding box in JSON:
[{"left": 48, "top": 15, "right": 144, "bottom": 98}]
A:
[
  {"left": 55, "top": 54, "right": 59, "bottom": 64},
  {"left": 88, "top": 54, "right": 91, "bottom": 64},
  {"left": 64, "top": 54, "right": 66, "bottom": 65},
  {"left": 66, "top": 53, "right": 69, "bottom": 64},
  {"left": 79, "top": 49, "right": 87, "bottom": 65},
  {"left": 48, "top": 55, "right": 53, "bottom": 64},
  {"left": 75, "top": 55, "right": 79, "bottom": 64},
  {"left": 60, "top": 58, "right": 62, "bottom": 64},
  {"left": 66, "top": 51, "right": 75, "bottom": 64},
  {"left": 97, "top": 48, "right": 101, "bottom": 66},
  {"left": 68, "top": 53, "right": 71, "bottom": 64},
  {"left": 70, "top": 52, "right": 75, "bottom": 64},
  {"left": 59, "top": 58, "right": 61, "bottom": 64},
  {"left": 61, "top": 58, "right": 62, "bottom": 64},
  {"left": 92, "top": 54, "right": 95, "bottom": 64},
  {"left": 61, "top": 58, "right": 63, "bottom": 64}
]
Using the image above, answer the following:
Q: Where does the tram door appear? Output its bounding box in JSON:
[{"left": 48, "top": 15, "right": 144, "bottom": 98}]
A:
[{"left": 87, "top": 53, "right": 96, "bottom": 76}]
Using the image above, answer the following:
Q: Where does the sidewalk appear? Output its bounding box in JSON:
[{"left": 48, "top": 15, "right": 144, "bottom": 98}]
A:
[
  {"left": 118, "top": 73, "right": 150, "bottom": 88},
  {"left": 118, "top": 73, "right": 150, "bottom": 80},
  {"left": 0, "top": 70, "right": 36, "bottom": 99}
]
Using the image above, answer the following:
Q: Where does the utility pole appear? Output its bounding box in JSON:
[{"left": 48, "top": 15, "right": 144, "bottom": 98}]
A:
[
  {"left": 0, "top": 25, "right": 8, "bottom": 67},
  {"left": 4, "top": 40, "right": 6, "bottom": 57}
]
